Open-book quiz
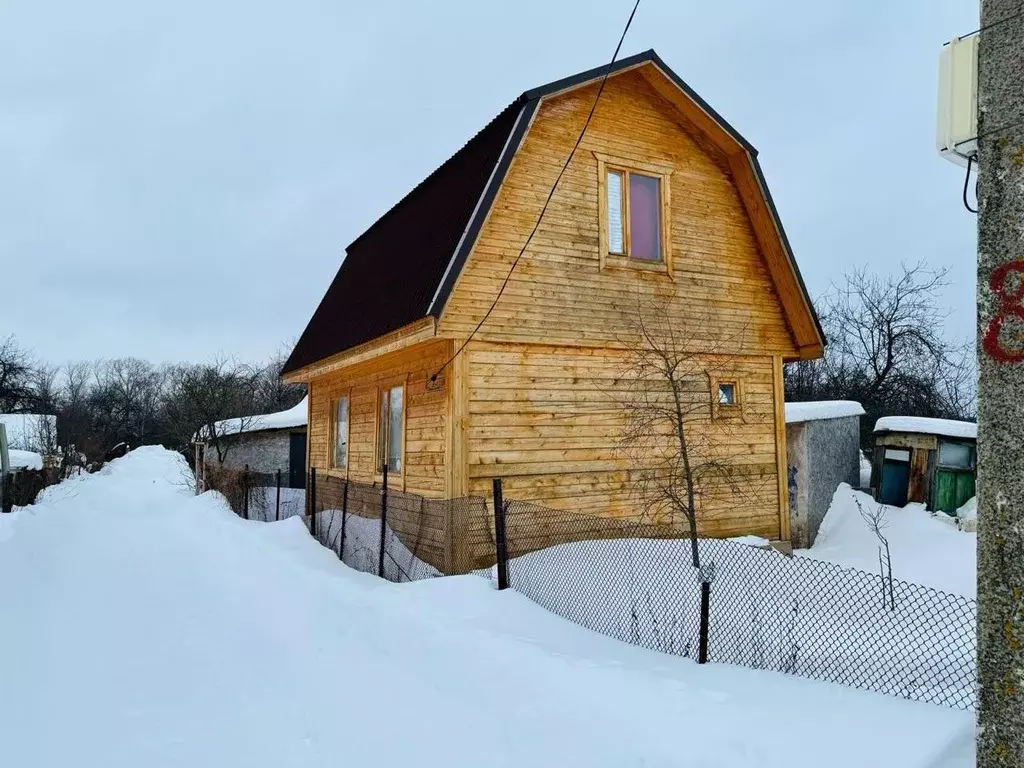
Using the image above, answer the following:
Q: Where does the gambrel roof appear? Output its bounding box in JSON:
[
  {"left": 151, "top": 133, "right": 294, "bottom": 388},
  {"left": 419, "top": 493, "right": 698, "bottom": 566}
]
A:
[{"left": 283, "top": 50, "right": 824, "bottom": 375}]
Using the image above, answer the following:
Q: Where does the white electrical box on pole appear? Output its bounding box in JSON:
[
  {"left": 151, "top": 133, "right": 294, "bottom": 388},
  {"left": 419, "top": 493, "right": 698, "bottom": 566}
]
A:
[{"left": 937, "top": 34, "right": 980, "bottom": 167}]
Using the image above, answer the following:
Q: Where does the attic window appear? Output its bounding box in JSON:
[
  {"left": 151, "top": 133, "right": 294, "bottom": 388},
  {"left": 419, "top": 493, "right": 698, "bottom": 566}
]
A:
[
  {"left": 605, "top": 169, "right": 663, "bottom": 261},
  {"left": 595, "top": 153, "right": 672, "bottom": 274}
]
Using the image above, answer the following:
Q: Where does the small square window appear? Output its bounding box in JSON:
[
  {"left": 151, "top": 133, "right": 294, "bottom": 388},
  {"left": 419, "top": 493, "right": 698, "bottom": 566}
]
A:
[{"left": 718, "top": 382, "right": 737, "bottom": 406}]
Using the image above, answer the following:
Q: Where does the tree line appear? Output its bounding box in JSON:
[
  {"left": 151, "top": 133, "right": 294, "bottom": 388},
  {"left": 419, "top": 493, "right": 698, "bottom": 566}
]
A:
[
  {"left": 785, "top": 261, "right": 976, "bottom": 451},
  {"left": 0, "top": 336, "right": 305, "bottom": 464}
]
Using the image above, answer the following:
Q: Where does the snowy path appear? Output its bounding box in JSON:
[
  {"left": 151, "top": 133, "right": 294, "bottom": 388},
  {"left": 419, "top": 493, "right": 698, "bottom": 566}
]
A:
[{"left": 0, "top": 448, "right": 973, "bottom": 767}]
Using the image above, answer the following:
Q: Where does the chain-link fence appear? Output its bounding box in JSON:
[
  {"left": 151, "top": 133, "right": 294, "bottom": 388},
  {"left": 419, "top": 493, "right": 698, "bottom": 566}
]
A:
[
  {"left": 203, "top": 465, "right": 497, "bottom": 582},
  {"left": 202, "top": 465, "right": 307, "bottom": 522},
  {"left": 202, "top": 466, "right": 976, "bottom": 709},
  {"left": 499, "top": 497, "right": 977, "bottom": 711}
]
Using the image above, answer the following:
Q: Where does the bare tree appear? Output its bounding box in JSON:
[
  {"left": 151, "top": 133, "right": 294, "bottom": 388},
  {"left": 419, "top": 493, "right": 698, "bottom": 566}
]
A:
[
  {"left": 619, "top": 299, "right": 766, "bottom": 570},
  {"left": 854, "top": 495, "right": 895, "bottom": 610},
  {"left": 786, "top": 262, "right": 977, "bottom": 451},
  {"left": 0, "top": 336, "right": 33, "bottom": 413},
  {"left": 163, "top": 358, "right": 262, "bottom": 464},
  {"left": 254, "top": 343, "right": 306, "bottom": 413}
]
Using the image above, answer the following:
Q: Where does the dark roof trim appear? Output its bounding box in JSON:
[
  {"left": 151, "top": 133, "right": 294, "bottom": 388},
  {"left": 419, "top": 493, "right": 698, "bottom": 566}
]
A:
[
  {"left": 427, "top": 97, "right": 539, "bottom": 315},
  {"left": 522, "top": 50, "right": 756, "bottom": 155},
  {"left": 427, "top": 49, "right": 821, "bottom": 349},
  {"left": 427, "top": 50, "right": 772, "bottom": 323}
]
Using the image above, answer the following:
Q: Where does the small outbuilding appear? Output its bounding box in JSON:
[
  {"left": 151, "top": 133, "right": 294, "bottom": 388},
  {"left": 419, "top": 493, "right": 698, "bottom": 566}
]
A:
[
  {"left": 195, "top": 398, "right": 308, "bottom": 489},
  {"left": 871, "top": 416, "right": 977, "bottom": 514},
  {"left": 785, "top": 401, "right": 865, "bottom": 549}
]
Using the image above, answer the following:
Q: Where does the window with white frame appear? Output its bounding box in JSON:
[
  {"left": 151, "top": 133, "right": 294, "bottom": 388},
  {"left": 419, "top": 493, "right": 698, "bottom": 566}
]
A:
[
  {"left": 376, "top": 385, "right": 404, "bottom": 474},
  {"left": 332, "top": 396, "right": 349, "bottom": 470}
]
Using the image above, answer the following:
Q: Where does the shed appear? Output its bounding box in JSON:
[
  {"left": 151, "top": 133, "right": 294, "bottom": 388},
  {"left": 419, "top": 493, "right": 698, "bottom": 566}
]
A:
[
  {"left": 195, "top": 398, "right": 308, "bottom": 489},
  {"left": 784, "top": 401, "right": 865, "bottom": 548},
  {"left": 872, "top": 416, "right": 977, "bottom": 514}
]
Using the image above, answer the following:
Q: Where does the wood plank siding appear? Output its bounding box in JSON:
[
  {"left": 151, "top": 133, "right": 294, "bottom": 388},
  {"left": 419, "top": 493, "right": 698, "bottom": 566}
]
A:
[
  {"left": 439, "top": 70, "right": 798, "bottom": 356},
  {"left": 436, "top": 71, "right": 795, "bottom": 538},
  {"left": 308, "top": 338, "right": 451, "bottom": 497},
  {"left": 295, "top": 66, "right": 810, "bottom": 543}
]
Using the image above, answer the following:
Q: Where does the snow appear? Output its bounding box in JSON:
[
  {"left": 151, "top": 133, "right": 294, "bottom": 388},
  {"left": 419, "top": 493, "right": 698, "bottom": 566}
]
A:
[
  {"left": 0, "top": 447, "right": 973, "bottom": 768},
  {"left": 956, "top": 496, "right": 977, "bottom": 521},
  {"left": 955, "top": 497, "right": 977, "bottom": 532},
  {"left": 727, "top": 534, "right": 770, "bottom": 547},
  {"left": 0, "top": 413, "right": 56, "bottom": 451},
  {"left": 7, "top": 449, "right": 42, "bottom": 470},
  {"left": 859, "top": 450, "right": 872, "bottom": 488},
  {"left": 200, "top": 396, "right": 307, "bottom": 439},
  {"left": 874, "top": 416, "right": 977, "bottom": 440},
  {"left": 799, "top": 484, "right": 976, "bottom": 599},
  {"left": 785, "top": 400, "right": 865, "bottom": 424}
]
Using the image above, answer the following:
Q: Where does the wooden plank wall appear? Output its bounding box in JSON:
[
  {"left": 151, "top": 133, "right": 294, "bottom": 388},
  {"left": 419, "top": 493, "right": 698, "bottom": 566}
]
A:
[
  {"left": 464, "top": 341, "right": 783, "bottom": 539},
  {"left": 438, "top": 69, "right": 799, "bottom": 358},
  {"left": 436, "top": 69, "right": 797, "bottom": 539},
  {"left": 308, "top": 339, "right": 451, "bottom": 497}
]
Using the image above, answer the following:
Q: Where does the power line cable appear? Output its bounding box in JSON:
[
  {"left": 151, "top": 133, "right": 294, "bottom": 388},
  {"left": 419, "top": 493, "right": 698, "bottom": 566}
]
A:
[
  {"left": 963, "top": 154, "right": 978, "bottom": 214},
  {"left": 428, "top": 0, "right": 642, "bottom": 386}
]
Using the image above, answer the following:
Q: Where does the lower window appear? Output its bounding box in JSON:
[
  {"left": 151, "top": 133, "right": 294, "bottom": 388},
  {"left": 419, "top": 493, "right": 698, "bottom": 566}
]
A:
[{"left": 376, "top": 385, "right": 404, "bottom": 474}]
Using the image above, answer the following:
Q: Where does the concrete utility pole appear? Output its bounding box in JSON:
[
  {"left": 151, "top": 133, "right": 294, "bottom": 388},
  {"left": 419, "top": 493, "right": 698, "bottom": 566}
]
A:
[{"left": 977, "top": 1, "right": 1024, "bottom": 764}]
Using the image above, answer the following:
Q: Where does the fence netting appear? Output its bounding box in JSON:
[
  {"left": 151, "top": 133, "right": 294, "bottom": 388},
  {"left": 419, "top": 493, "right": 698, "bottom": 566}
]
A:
[
  {"left": 502, "top": 498, "right": 977, "bottom": 711},
  {"left": 201, "top": 467, "right": 976, "bottom": 710},
  {"left": 204, "top": 466, "right": 496, "bottom": 582}
]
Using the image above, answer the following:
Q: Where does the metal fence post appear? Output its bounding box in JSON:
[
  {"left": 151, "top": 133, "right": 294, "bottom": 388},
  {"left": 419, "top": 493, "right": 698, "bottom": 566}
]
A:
[
  {"left": 697, "top": 562, "right": 715, "bottom": 664},
  {"left": 339, "top": 478, "right": 349, "bottom": 563},
  {"left": 698, "top": 582, "right": 711, "bottom": 664},
  {"left": 379, "top": 464, "right": 388, "bottom": 578},
  {"left": 275, "top": 469, "right": 281, "bottom": 522},
  {"left": 242, "top": 464, "right": 249, "bottom": 520},
  {"left": 492, "top": 478, "right": 509, "bottom": 590},
  {"left": 309, "top": 467, "right": 317, "bottom": 538}
]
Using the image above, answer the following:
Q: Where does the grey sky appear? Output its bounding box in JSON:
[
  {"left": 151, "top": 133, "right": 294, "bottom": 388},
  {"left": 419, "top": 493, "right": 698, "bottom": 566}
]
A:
[{"left": 1, "top": 0, "right": 978, "bottom": 366}]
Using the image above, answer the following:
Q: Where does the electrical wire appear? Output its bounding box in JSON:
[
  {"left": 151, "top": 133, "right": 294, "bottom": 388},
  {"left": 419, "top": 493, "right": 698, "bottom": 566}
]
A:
[
  {"left": 963, "top": 154, "right": 978, "bottom": 214},
  {"left": 960, "top": 6, "right": 1024, "bottom": 38},
  {"left": 428, "top": 0, "right": 642, "bottom": 387}
]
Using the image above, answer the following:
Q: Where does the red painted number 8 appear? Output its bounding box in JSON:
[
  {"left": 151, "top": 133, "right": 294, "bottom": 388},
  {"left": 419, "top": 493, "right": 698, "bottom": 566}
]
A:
[{"left": 983, "top": 260, "right": 1024, "bottom": 363}]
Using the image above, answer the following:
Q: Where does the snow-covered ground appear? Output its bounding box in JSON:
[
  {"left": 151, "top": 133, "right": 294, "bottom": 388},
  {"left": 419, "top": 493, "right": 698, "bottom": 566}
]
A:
[
  {"left": 799, "top": 484, "right": 976, "bottom": 599},
  {"left": 0, "top": 447, "right": 973, "bottom": 767}
]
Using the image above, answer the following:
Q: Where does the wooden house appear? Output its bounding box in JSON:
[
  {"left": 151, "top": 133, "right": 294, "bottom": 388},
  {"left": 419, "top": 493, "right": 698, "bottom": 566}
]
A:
[
  {"left": 872, "top": 416, "right": 977, "bottom": 515},
  {"left": 282, "top": 51, "right": 824, "bottom": 542}
]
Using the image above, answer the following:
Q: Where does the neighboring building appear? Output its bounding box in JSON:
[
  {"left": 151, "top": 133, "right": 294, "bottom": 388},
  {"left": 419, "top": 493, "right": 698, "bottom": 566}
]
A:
[
  {"left": 0, "top": 413, "right": 57, "bottom": 453},
  {"left": 872, "top": 416, "right": 977, "bottom": 514},
  {"left": 282, "top": 51, "right": 824, "bottom": 542},
  {"left": 784, "top": 401, "right": 865, "bottom": 549},
  {"left": 196, "top": 398, "right": 308, "bottom": 489}
]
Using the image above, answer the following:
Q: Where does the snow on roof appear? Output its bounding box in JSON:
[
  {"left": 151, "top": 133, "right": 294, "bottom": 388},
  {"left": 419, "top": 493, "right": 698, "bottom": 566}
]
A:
[
  {"left": 202, "top": 397, "right": 308, "bottom": 440},
  {"left": 0, "top": 413, "right": 56, "bottom": 452},
  {"left": 873, "top": 416, "right": 977, "bottom": 440},
  {"left": 785, "top": 401, "right": 865, "bottom": 424},
  {"left": 7, "top": 449, "right": 43, "bottom": 471}
]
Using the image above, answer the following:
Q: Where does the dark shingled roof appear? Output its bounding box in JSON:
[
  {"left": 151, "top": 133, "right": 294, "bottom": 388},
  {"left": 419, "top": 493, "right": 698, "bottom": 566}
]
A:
[
  {"left": 282, "top": 97, "right": 530, "bottom": 374},
  {"left": 283, "top": 50, "right": 822, "bottom": 375}
]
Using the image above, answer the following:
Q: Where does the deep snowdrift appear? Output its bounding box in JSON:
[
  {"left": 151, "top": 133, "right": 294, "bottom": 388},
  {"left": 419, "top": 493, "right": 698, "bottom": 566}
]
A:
[
  {"left": 799, "top": 484, "right": 976, "bottom": 599},
  {"left": 0, "top": 448, "right": 973, "bottom": 768}
]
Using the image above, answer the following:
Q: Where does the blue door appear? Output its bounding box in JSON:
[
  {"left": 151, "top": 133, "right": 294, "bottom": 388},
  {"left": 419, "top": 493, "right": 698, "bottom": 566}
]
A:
[{"left": 880, "top": 460, "right": 909, "bottom": 506}]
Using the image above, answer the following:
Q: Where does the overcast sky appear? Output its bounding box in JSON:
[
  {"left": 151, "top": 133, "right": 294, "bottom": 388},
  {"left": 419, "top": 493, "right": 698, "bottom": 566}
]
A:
[{"left": 1, "top": 0, "right": 978, "bottom": 366}]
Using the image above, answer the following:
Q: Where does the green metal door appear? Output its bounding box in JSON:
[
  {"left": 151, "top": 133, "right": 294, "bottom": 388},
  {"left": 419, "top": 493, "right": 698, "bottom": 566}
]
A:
[{"left": 936, "top": 470, "right": 975, "bottom": 514}]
